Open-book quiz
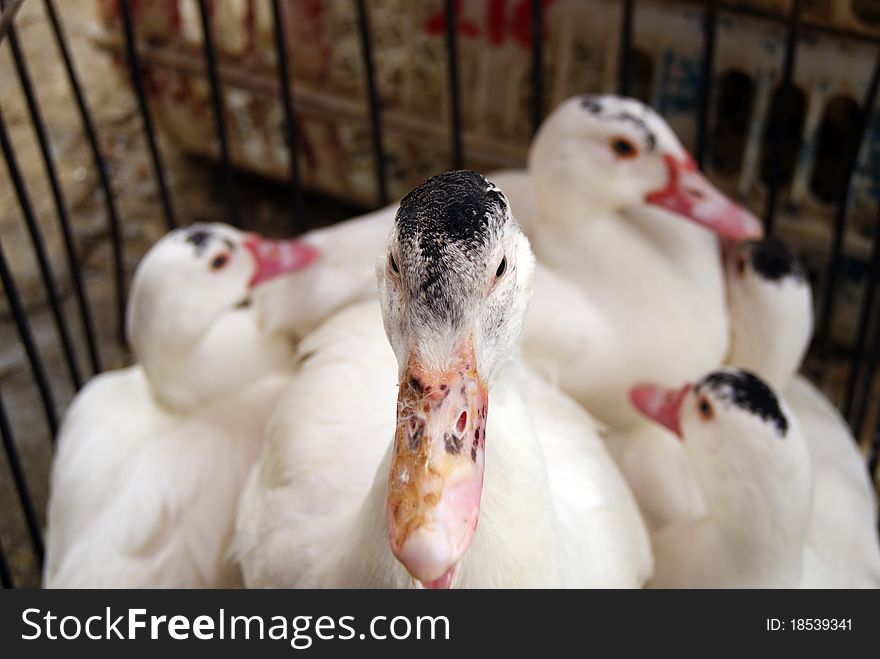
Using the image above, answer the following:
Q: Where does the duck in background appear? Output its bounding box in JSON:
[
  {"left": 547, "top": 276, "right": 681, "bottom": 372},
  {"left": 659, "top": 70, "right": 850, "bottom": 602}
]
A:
[
  {"left": 234, "top": 171, "right": 653, "bottom": 589},
  {"left": 723, "top": 238, "right": 880, "bottom": 587},
  {"left": 525, "top": 94, "right": 763, "bottom": 430},
  {"left": 631, "top": 368, "right": 813, "bottom": 588},
  {"left": 44, "top": 224, "right": 317, "bottom": 588}
]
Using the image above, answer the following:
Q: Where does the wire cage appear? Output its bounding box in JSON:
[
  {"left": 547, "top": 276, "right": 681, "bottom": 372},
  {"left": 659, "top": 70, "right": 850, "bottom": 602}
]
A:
[{"left": 0, "top": 0, "right": 879, "bottom": 589}]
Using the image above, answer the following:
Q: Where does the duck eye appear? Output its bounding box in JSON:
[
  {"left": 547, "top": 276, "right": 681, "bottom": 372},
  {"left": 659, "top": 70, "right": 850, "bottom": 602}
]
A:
[
  {"left": 388, "top": 253, "right": 400, "bottom": 275},
  {"left": 611, "top": 137, "right": 638, "bottom": 159},
  {"left": 735, "top": 254, "right": 747, "bottom": 277},
  {"left": 495, "top": 256, "right": 507, "bottom": 278},
  {"left": 210, "top": 253, "right": 229, "bottom": 270},
  {"left": 697, "top": 396, "right": 713, "bottom": 421}
]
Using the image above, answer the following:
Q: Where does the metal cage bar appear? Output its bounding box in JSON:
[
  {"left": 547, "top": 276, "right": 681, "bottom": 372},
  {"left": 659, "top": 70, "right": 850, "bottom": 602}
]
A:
[
  {"left": 42, "top": 0, "right": 127, "bottom": 347},
  {"left": 197, "top": 0, "right": 242, "bottom": 227},
  {"left": 0, "top": 541, "right": 11, "bottom": 589},
  {"left": 531, "top": 0, "right": 544, "bottom": 136},
  {"left": 0, "top": 387, "right": 44, "bottom": 566},
  {"left": 0, "top": 105, "right": 82, "bottom": 391},
  {"left": 0, "top": 239, "right": 58, "bottom": 437},
  {"left": 843, "top": 203, "right": 880, "bottom": 423},
  {"left": 695, "top": 0, "right": 718, "bottom": 169},
  {"left": 851, "top": 309, "right": 880, "bottom": 439},
  {"left": 618, "top": 0, "right": 635, "bottom": 96},
  {"left": 869, "top": 412, "right": 880, "bottom": 479},
  {"left": 119, "top": 0, "right": 176, "bottom": 232},
  {"left": 762, "top": 0, "right": 801, "bottom": 236},
  {"left": 4, "top": 15, "right": 102, "bottom": 376},
  {"left": 355, "top": 0, "right": 388, "bottom": 207},
  {"left": 271, "top": 0, "right": 306, "bottom": 232},
  {"left": 817, "top": 48, "right": 880, "bottom": 386},
  {"left": 0, "top": 0, "right": 24, "bottom": 44},
  {"left": 444, "top": 0, "right": 464, "bottom": 170}
]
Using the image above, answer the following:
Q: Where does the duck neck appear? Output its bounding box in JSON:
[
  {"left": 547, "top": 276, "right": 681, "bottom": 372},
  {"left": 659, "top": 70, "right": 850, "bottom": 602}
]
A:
[
  {"left": 137, "top": 309, "right": 289, "bottom": 412},
  {"left": 702, "top": 464, "right": 812, "bottom": 578}
]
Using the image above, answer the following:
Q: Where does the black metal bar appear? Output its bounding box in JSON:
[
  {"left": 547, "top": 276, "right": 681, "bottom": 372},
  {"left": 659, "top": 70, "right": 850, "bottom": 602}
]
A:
[
  {"left": 0, "top": 0, "right": 24, "bottom": 45},
  {"left": 763, "top": 0, "right": 801, "bottom": 235},
  {"left": 355, "top": 0, "right": 388, "bottom": 207},
  {"left": 869, "top": 414, "right": 880, "bottom": 479},
  {"left": 119, "top": 0, "right": 176, "bottom": 231},
  {"left": 618, "top": 0, "right": 634, "bottom": 96},
  {"left": 695, "top": 0, "right": 718, "bottom": 169},
  {"left": 0, "top": 541, "right": 12, "bottom": 589},
  {"left": 271, "top": 0, "right": 306, "bottom": 232},
  {"left": 0, "top": 105, "right": 82, "bottom": 391},
  {"left": 843, "top": 203, "right": 880, "bottom": 422},
  {"left": 197, "top": 0, "right": 242, "bottom": 227},
  {"left": 0, "top": 388, "right": 44, "bottom": 565},
  {"left": 43, "top": 0, "right": 127, "bottom": 347},
  {"left": 850, "top": 308, "right": 880, "bottom": 440},
  {"left": 530, "top": 0, "right": 543, "bottom": 136},
  {"left": 816, "top": 47, "right": 880, "bottom": 383},
  {"left": 0, "top": 243, "right": 59, "bottom": 437},
  {"left": 444, "top": 0, "right": 463, "bottom": 169},
  {"left": 5, "top": 20, "right": 102, "bottom": 378}
]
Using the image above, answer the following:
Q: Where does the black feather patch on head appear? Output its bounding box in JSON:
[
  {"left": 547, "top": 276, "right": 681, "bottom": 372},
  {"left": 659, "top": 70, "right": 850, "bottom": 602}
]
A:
[
  {"left": 394, "top": 170, "right": 509, "bottom": 325},
  {"left": 578, "top": 96, "right": 657, "bottom": 152},
  {"left": 184, "top": 227, "right": 213, "bottom": 256},
  {"left": 579, "top": 96, "right": 602, "bottom": 114},
  {"left": 748, "top": 238, "right": 807, "bottom": 284},
  {"left": 696, "top": 370, "right": 788, "bottom": 437}
]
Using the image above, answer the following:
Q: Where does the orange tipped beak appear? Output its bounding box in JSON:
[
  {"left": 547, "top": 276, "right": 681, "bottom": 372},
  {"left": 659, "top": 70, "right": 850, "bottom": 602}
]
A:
[{"left": 386, "top": 342, "right": 487, "bottom": 589}]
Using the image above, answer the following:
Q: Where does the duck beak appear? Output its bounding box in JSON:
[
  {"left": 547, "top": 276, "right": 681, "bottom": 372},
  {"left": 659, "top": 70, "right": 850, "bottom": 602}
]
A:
[
  {"left": 387, "top": 341, "right": 487, "bottom": 589},
  {"left": 645, "top": 154, "right": 764, "bottom": 241},
  {"left": 629, "top": 382, "right": 691, "bottom": 438},
  {"left": 243, "top": 235, "right": 320, "bottom": 287}
]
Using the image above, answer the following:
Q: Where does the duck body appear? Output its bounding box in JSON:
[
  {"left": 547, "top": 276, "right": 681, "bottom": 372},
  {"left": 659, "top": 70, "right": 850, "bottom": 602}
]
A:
[
  {"left": 236, "top": 302, "right": 652, "bottom": 588},
  {"left": 633, "top": 369, "right": 813, "bottom": 588},
  {"left": 44, "top": 224, "right": 313, "bottom": 588},
  {"left": 237, "top": 172, "right": 653, "bottom": 589},
  {"left": 527, "top": 207, "right": 729, "bottom": 429},
  {"left": 46, "top": 361, "right": 288, "bottom": 588},
  {"left": 787, "top": 375, "right": 880, "bottom": 588}
]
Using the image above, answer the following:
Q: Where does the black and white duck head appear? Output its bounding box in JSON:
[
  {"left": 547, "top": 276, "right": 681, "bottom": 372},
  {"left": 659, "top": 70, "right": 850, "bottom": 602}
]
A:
[
  {"left": 127, "top": 223, "right": 318, "bottom": 409},
  {"left": 631, "top": 368, "right": 812, "bottom": 553},
  {"left": 724, "top": 238, "right": 813, "bottom": 391},
  {"left": 376, "top": 170, "right": 535, "bottom": 588}
]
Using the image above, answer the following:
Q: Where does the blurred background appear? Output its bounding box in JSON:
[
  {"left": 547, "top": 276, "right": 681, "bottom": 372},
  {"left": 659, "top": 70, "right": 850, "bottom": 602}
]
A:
[{"left": 1, "top": 0, "right": 879, "bottom": 587}]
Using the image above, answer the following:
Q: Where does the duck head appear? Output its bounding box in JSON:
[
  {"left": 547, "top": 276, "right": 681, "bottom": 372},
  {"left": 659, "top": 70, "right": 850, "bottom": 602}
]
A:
[
  {"left": 529, "top": 94, "right": 763, "bottom": 241},
  {"left": 377, "top": 170, "right": 535, "bottom": 588},
  {"left": 127, "top": 223, "right": 318, "bottom": 408},
  {"left": 630, "top": 368, "right": 811, "bottom": 542},
  {"left": 724, "top": 238, "right": 813, "bottom": 391}
]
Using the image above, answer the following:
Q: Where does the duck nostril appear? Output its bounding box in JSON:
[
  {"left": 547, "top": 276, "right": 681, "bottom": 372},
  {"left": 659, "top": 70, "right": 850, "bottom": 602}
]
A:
[
  {"left": 456, "top": 411, "right": 467, "bottom": 434},
  {"left": 686, "top": 187, "right": 705, "bottom": 200}
]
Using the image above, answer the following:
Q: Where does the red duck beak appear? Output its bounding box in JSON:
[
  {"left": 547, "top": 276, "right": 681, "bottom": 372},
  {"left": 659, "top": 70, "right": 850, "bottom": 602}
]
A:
[
  {"left": 243, "top": 235, "right": 320, "bottom": 287},
  {"left": 646, "top": 154, "right": 764, "bottom": 241}
]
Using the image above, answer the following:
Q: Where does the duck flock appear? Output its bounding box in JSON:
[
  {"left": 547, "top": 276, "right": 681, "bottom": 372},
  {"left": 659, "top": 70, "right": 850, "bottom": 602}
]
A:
[{"left": 42, "top": 95, "right": 880, "bottom": 589}]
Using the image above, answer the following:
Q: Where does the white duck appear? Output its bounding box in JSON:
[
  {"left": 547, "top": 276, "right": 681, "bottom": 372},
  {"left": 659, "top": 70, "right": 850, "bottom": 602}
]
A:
[
  {"left": 632, "top": 368, "right": 812, "bottom": 588},
  {"left": 44, "top": 223, "right": 316, "bottom": 588},
  {"left": 525, "top": 94, "right": 763, "bottom": 429},
  {"left": 723, "top": 238, "right": 880, "bottom": 587},
  {"left": 234, "top": 170, "right": 653, "bottom": 588}
]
